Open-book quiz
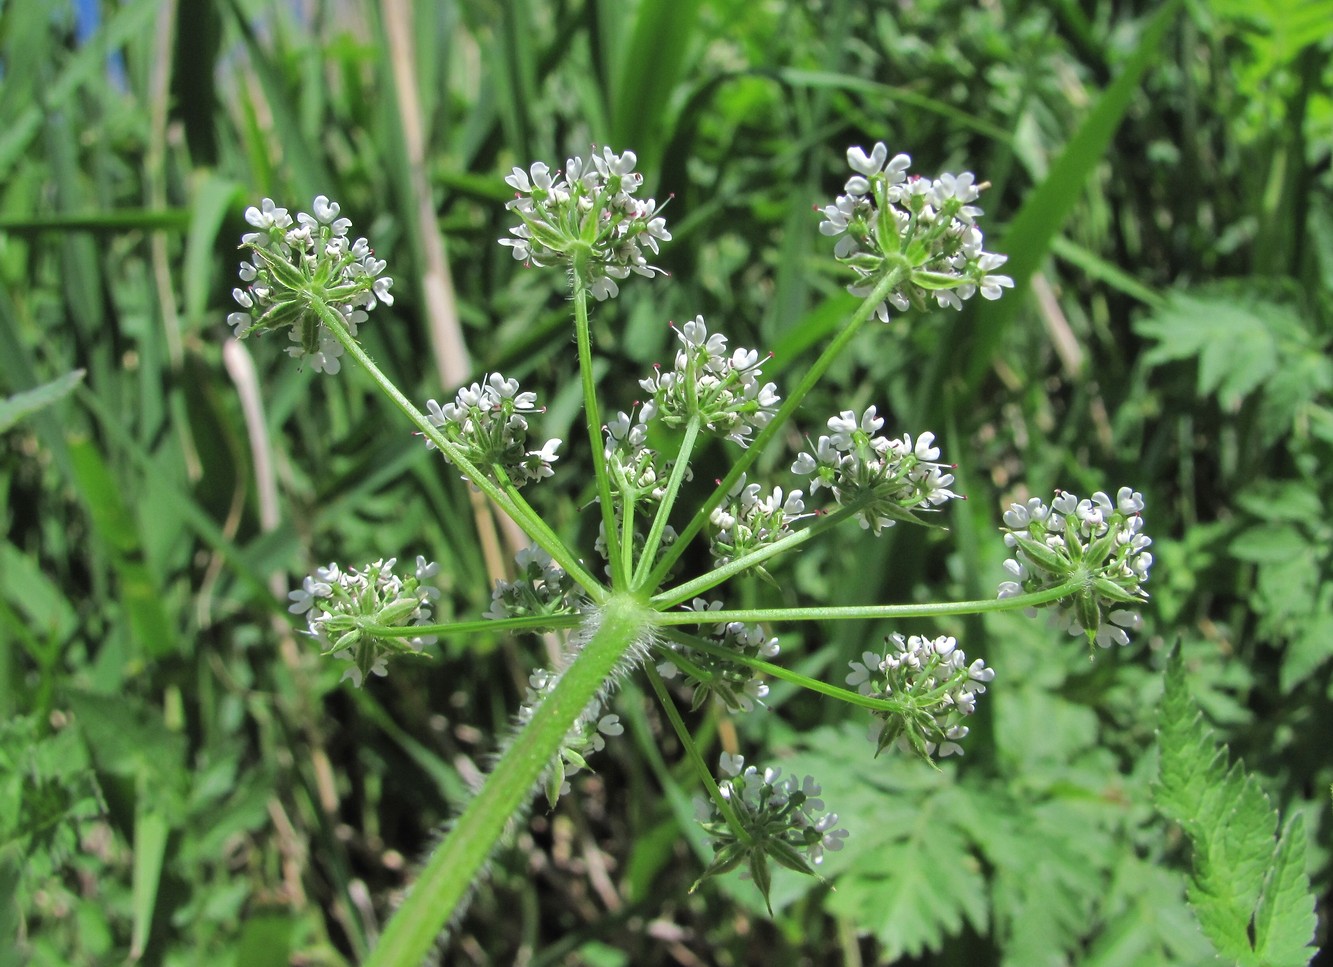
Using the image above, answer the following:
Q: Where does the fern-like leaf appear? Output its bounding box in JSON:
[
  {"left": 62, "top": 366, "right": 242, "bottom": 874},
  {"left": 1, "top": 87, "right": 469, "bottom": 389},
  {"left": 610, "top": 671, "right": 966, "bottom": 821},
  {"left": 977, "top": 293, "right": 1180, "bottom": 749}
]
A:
[{"left": 1153, "top": 647, "right": 1318, "bottom": 966}]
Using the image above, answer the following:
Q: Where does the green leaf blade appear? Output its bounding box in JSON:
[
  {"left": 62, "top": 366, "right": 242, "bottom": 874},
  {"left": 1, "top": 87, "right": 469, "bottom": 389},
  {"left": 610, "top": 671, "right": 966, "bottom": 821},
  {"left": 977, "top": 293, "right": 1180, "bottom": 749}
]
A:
[
  {"left": 1252, "top": 814, "right": 1317, "bottom": 967},
  {"left": 1153, "top": 647, "right": 1319, "bottom": 966}
]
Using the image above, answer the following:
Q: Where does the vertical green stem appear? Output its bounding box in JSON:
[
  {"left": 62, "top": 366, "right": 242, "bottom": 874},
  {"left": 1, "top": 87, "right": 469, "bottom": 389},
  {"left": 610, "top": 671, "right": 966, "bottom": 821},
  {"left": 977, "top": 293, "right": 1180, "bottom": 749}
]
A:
[
  {"left": 569, "top": 272, "right": 627, "bottom": 586},
  {"left": 631, "top": 414, "right": 702, "bottom": 590},
  {"left": 364, "top": 594, "right": 652, "bottom": 967},
  {"left": 642, "top": 267, "right": 910, "bottom": 589}
]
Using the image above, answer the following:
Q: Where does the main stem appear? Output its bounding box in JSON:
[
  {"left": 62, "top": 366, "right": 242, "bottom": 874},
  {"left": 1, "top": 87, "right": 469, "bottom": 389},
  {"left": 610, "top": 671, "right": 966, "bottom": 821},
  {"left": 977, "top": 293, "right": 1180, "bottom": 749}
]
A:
[{"left": 364, "top": 593, "right": 652, "bottom": 967}]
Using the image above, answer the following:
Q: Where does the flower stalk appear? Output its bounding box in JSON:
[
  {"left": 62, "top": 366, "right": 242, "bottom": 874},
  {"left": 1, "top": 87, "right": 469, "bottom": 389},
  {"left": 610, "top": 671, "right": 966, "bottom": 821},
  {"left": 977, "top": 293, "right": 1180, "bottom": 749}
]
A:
[{"left": 365, "top": 593, "right": 653, "bottom": 967}]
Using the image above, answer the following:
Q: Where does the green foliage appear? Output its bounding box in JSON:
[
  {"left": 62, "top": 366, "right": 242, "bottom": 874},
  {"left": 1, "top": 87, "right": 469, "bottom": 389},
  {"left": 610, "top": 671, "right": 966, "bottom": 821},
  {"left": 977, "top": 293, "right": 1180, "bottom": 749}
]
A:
[
  {"left": 0, "top": 369, "right": 83, "bottom": 433},
  {"left": 1154, "top": 647, "right": 1318, "bottom": 966},
  {"left": 0, "top": 716, "right": 103, "bottom": 877},
  {"left": 1135, "top": 289, "right": 1332, "bottom": 430}
]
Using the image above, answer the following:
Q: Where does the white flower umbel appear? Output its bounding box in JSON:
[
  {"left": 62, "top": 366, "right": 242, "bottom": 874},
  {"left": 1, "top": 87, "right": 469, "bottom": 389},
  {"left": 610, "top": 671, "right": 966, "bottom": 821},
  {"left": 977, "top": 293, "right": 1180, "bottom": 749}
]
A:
[
  {"left": 483, "top": 545, "right": 581, "bottom": 626},
  {"left": 499, "top": 147, "right": 670, "bottom": 300},
  {"left": 792, "top": 406, "right": 960, "bottom": 533},
  {"left": 998, "top": 486, "right": 1152, "bottom": 648},
  {"left": 656, "top": 598, "right": 779, "bottom": 713},
  {"left": 424, "top": 373, "right": 562, "bottom": 488},
  {"left": 230, "top": 196, "right": 393, "bottom": 374},
  {"left": 818, "top": 144, "right": 1013, "bottom": 322},
  {"left": 846, "top": 633, "right": 994, "bottom": 759},
  {"left": 638, "top": 316, "right": 781, "bottom": 447},
  {"left": 603, "top": 410, "right": 670, "bottom": 502},
  {"left": 694, "top": 753, "right": 848, "bottom": 912},
  {"left": 708, "top": 473, "right": 810, "bottom": 570},
  {"left": 289, "top": 556, "right": 439, "bottom": 687}
]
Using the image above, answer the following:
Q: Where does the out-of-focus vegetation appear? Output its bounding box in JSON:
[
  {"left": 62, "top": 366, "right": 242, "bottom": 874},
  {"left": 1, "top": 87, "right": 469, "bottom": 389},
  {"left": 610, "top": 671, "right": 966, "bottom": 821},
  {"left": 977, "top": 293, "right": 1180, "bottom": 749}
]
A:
[{"left": 1, "top": 0, "right": 1329, "bottom": 963}]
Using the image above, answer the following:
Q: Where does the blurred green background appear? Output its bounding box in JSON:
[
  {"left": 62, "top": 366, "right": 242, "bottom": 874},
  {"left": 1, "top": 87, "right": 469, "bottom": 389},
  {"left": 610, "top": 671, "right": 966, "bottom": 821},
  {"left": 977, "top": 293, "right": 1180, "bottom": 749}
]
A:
[{"left": 1, "top": 0, "right": 1330, "bottom": 963}]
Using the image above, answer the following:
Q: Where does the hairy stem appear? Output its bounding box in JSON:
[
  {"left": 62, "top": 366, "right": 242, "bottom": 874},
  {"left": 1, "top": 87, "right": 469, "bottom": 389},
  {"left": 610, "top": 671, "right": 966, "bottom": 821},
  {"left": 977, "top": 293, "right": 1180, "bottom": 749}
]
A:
[{"left": 364, "top": 593, "right": 652, "bottom": 967}]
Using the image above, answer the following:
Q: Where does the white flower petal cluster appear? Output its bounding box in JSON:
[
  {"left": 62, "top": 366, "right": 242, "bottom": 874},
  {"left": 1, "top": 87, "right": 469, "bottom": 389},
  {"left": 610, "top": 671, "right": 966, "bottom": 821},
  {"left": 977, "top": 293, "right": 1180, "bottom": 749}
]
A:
[
  {"left": 819, "top": 144, "right": 1013, "bottom": 322},
  {"left": 483, "top": 545, "right": 580, "bottom": 626},
  {"left": 517, "top": 665, "right": 624, "bottom": 807},
  {"left": 603, "top": 410, "right": 674, "bottom": 501},
  {"left": 592, "top": 516, "right": 679, "bottom": 579},
  {"left": 709, "top": 473, "right": 809, "bottom": 567},
  {"left": 998, "top": 486, "right": 1152, "bottom": 648},
  {"left": 230, "top": 196, "right": 393, "bottom": 374},
  {"left": 500, "top": 147, "right": 670, "bottom": 300},
  {"left": 694, "top": 754, "right": 847, "bottom": 908},
  {"left": 639, "top": 316, "right": 780, "bottom": 447},
  {"left": 288, "top": 556, "right": 439, "bottom": 687},
  {"left": 846, "top": 633, "right": 994, "bottom": 759},
  {"left": 791, "top": 406, "right": 959, "bottom": 533},
  {"left": 424, "top": 373, "right": 561, "bottom": 488},
  {"left": 594, "top": 410, "right": 685, "bottom": 577},
  {"left": 657, "top": 598, "right": 779, "bottom": 713}
]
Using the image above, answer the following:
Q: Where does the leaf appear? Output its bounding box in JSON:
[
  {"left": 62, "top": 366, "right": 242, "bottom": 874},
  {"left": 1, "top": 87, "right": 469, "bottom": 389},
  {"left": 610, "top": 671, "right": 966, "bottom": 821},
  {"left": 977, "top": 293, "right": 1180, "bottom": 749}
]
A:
[
  {"left": 827, "top": 804, "right": 988, "bottom": 961},
  {"left": 182, "top": 175, "right": 243, "bottom": 324},
  {"left": 1253, "top": 815, "right": 1319, "bottom": 965},
  {"left": 610, "top": 0, "right": 705, "bottom": 171},
  {"left": 67, "top": 691, "right": 187, "bottom": 799},
  {"left": 0, "top": 716, "right": 104, "bottom": 879},
  {"left": 0, "top": 369, "right": 84, "bottom": 432},
  {"left": 1153, "top": 647, "right": 1318, "bottom": 966},
  {"left": 0, "top": 539, "right": 78, "bottom": 645},
  {"left": 1279, "top": 610, "right": 1333, "bottom": 694},
  {"left": 67, "top": 438, "right": 177, "bottom": 661},
  {"left": 129, "top": 793, "right": 169, "bottom": 960},
  {"left": 1135, "top": 290, "right": 1330, "bottom": 421}
]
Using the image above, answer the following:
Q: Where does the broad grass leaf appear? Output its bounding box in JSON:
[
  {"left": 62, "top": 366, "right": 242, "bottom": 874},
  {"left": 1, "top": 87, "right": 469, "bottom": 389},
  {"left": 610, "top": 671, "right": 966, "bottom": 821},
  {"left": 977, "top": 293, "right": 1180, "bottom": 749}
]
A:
[
  {"left": 0, "top": 369, "right": 83, "bottom": 433},
  {"left": 67, "top": 438, "right": 177, "bottom": 661}
]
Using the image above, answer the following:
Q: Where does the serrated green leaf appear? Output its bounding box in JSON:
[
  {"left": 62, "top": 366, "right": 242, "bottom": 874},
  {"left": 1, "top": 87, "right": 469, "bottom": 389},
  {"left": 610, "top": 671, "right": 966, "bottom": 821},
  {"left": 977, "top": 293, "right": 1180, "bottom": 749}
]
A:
[
  {"left": 1154, "top": 649, "right": 1219, "bottom": 829},
  {"left": 1136, "top": 294, "right": 1289, "bottom": 406},
  {"left": 1188, "top": 764, "right": 1274, "bottom": 962},
  {"left": 1153, "top": 647, "right": 1319, "bottom": 965},
  {"left": 1252, "top": 814, "right": 1317, "bottom": 966},
  {"left": 829, "top": 803, "right": 987, "bottom": 961}
]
